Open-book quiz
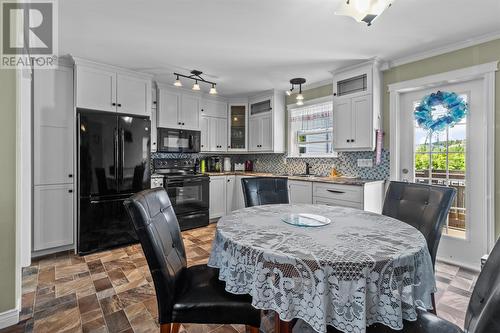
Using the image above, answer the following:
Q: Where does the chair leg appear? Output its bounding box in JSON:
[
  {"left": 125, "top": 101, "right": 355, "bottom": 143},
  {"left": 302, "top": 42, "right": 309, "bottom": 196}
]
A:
[
  {"left": 171, "top": 323, "right": 181, "bottom": 333},
  {"left": 247, "top": 325, "right": 260, "bottom": 333},
  {"left": 430, "top": 293, "right": 437, "bottom": 315},
  {"left": 160, "top": 324, "right": 171, "bottom": 333}
]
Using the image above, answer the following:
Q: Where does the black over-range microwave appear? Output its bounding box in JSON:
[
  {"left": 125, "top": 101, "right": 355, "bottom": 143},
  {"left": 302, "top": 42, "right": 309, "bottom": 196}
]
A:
[{"left": 157, "top": 128, "right": 201, "bottom": 153}]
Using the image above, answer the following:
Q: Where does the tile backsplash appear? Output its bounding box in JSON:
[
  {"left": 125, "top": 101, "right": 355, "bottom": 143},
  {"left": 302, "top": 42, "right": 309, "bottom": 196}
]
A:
[{"left": 152, "top": 150, "right": 390, "bottom": 180}]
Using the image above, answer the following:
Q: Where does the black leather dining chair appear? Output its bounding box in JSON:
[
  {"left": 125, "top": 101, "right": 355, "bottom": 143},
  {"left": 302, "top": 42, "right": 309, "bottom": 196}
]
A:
[
  {"left": 382, "top": 181, "right": 456, "bottom": 314},
  {"left": 339, "top": 237, "right": 500, "bottom": 333},
  {"left": 123, "top": 188, "right": 261, "bottom": 333},
  {"left": 382, "top": 181, "right": 457, "bottom": 267},
  {"left": 241, "top": 177, "right": 289, "bottom": 207}
]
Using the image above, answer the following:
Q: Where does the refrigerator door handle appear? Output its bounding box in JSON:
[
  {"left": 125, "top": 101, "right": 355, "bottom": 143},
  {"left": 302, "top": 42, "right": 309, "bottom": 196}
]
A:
[
  {"left": 120, "top": 128, "right": 125, "bottom": 186},
  {"left": 114, "top": 128, "right": 119, "bottom": 180}
]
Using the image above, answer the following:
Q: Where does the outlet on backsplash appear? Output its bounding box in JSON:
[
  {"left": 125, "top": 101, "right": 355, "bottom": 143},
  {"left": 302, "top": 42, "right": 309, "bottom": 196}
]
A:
[{"left": 357, "top": 159, "right": 373, "bottom": 168}]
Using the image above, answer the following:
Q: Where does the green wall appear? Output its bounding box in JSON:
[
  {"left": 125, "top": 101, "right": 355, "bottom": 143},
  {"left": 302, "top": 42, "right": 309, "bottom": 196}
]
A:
[
  {"left": 0, "top": 68, "right": 17, "bottom": 312},
  {"left": 285, "top": 84, "right": 333, "bottom": 105},
  {"left": 383, "top": 38, "right": 500, "bottom": 237}
]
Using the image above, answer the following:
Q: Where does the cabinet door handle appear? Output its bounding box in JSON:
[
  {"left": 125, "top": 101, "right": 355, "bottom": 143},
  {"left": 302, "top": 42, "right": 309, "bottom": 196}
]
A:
[
  {"left": 68, "top": 189, "right": 73, "bottom": 193},
  {"left": 182, "top": 122, "right": 185, "bottom": 125},
  {"left": 327, "top": 189, "right": 345, "bottom": 194},
  {"left": 178, "top": 122, "right": 181, "bottom": 125},
  {"left": 201, "top": 108, "right": 204, "bottom": 112},
  {"left": 112, "top": 102, "right": 116, "bottom": 106},
  {"left": 351, "top": 139, "right": 355, "bottom": 142},
  {"left": 68, "top": 174, "right": 73, "bottom": 178},
  {"left": 346, "top": 139, "right": 349, "bottom": 143},
  {"left": 117, "top": 103, "right": 122, "bottom": 107}
]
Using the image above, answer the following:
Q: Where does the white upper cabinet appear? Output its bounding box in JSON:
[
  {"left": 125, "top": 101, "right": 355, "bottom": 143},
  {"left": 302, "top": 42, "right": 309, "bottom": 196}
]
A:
[
  {"left": 205, "top": 116, "right": 227, "bottom": 152},
  {"left": 76, "top": 65, "right": 116, "bottom": 112},
  {"left": 332, "top": 59, "right": 381, "bottom": 151},
  {"left": 74, "top": 58, "right": 152, "bottom": 116},
  {"left": 156, "top": 84, "right": 202, "bottom": 130},
  {"left": 201, "top": 99, "right": 227, "bottom": 118},
  {"left": 158, "top": 89, "right": 181, "bottom": 128},
  {"left": 200, "top": 116, "right": 210, "bottom": 151},
  {"left": 181, "top": 93, "right": 201, "bottom": 129},
  {"left": 248, "top": 90, "right": 285, "bottom": 153},
  {"left": 34, "top": 66, "right": 74, "bottom": 185},
  {"left": 116, "top": 73, "right": 151, "bottom": 116}
]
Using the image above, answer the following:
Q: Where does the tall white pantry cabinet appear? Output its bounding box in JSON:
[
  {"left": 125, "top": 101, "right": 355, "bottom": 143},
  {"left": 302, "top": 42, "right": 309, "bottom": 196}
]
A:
[{"left": 33, "top": 66, "right": 75, "bottom": 251}]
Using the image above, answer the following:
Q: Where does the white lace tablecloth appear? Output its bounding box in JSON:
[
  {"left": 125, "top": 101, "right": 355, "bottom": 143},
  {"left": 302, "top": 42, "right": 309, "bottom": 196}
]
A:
[{"left": 208, "top": 204, "right": 436, "bottom": 333}]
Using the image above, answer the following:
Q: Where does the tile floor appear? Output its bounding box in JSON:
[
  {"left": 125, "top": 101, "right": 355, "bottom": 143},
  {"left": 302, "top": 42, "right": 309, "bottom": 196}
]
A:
[{"left": 1, "top": 223, "right": 477, "bottom": 333}]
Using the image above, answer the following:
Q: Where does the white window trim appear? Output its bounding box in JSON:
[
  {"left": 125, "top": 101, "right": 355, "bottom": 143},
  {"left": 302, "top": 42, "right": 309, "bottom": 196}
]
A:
[
  {"left": 286, "top": 96, "right": 338, "bottom": 158},
  {"left": 388, "top": 61, "right": 498, "bottom": 253}
]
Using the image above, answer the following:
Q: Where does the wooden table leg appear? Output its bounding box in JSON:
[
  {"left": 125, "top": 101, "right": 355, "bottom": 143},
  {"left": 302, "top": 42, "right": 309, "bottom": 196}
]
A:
[{"left": 274, "top": 313, "right": 293, "bottom": 333}]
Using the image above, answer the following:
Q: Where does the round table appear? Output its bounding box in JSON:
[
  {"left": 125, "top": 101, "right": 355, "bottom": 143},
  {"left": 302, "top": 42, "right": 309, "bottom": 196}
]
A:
[{"left": 208, "top": 204, "right": 436, "bottom": 333}]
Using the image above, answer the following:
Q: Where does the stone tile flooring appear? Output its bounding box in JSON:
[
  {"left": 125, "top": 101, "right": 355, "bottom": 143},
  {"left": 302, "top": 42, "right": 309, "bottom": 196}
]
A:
[{"left": 1, "top": 223, "right": 477, "bottom": 333}]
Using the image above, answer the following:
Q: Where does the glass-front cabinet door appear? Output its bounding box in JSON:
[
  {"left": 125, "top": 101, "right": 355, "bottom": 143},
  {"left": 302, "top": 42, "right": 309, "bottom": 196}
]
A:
[{"left": 228, "top": 104, "right": 247, "bottom": 151}]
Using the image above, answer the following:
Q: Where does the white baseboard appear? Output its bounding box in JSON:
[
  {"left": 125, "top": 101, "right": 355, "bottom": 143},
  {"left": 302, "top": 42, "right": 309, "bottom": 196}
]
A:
[{"left": 0, "top": 308, "right": 19, "bottom": 329}]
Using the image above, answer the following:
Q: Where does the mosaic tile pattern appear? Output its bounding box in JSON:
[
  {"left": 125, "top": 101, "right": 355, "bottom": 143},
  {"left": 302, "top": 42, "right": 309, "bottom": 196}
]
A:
[
  {"left": 2, "top": 223, "right": 475, "bottom": 333},
  {"left": 152, "top": 150, "right": 390, "bottom": 180}
]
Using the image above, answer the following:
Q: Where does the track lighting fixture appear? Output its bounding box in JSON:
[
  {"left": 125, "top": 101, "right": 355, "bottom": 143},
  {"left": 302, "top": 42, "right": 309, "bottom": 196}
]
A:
[
  {"left": 173, "top": 70, "right": 217, "bottom": 95},
  {"left": 174, "top": 75, "right": 182, "bottom": 87},
  {"left": 209, "top": 84, "right": 217, "bottom": 95}
]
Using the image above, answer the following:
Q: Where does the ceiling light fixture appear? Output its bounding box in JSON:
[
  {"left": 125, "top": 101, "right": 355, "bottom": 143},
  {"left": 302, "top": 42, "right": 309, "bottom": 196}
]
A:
[
  {"left": 209, "top": 84, "right": 217, "bottom": 95},
  {"left": 173, "top": 70, "right": 217, "bottom": 94},
  {"left": 174, "top": 75, "right": 183, "bottom": 87},
  {"left": 335, "top": 0, "right": 394, "bottom": 26},
  {"left": 288, "top": 78, "right": 306, "bottom": 104}
]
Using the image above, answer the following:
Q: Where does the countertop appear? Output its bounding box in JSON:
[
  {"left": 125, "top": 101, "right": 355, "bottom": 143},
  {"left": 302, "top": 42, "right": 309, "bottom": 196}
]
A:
[{"left": 203, "top": 171, "right": 384, "bottom": 186}]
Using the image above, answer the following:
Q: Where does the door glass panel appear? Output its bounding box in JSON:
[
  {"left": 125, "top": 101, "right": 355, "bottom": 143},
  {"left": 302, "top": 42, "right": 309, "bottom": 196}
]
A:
[
  {"left": 413, "top": 94, "right": 467, "bottom": 239},
  {"left": 230, "top": 105, "right": 246, "bottom": 149}
]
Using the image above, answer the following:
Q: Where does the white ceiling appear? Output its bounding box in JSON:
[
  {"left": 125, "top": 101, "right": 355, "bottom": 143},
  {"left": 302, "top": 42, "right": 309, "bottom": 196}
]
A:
[{"left": 59, "top": 0, "right": 500, "bottom": 97}]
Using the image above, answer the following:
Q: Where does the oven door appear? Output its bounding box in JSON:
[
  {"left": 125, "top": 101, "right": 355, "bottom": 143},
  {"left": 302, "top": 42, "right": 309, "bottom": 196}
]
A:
[
  {"left": 157, "top": 128, "right": 201, "bottom": 153},
  {"left": 166, "top": 177, "right": 209, "bottom": 215}
]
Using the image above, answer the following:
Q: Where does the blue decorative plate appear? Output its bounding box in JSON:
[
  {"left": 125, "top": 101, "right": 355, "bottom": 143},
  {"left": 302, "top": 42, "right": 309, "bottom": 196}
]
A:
[{"left": 281, "top": 213, "right": 331, "bottom": 227}]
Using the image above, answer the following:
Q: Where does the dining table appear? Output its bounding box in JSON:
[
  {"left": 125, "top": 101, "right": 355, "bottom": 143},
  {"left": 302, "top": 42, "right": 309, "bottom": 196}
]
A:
[{"left": 207, "top": 204, "right": 437, "bottom": 333}]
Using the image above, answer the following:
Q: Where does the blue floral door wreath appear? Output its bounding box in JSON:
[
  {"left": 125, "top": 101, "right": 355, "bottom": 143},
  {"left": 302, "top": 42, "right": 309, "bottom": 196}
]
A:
[{"left": 414, "top": 91, "right": 468, "bottom": 132}]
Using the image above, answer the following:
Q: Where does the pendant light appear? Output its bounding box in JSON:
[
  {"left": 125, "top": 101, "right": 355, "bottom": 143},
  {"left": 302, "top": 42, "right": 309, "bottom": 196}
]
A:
[
  {"left": 173, "top": 75, "right": 182, "bottom": 87},
  {"left": 173, "top": 70, "right": 218, "bottom": 94},
  {"left": 335, "top": 0, "right": 394, "bottom": 26},
  {"left": 192, "top": 80, "right": 201, "bottom": 91},
  {"left": 288, "top": 78, "right": 306, "bottom": 105}
]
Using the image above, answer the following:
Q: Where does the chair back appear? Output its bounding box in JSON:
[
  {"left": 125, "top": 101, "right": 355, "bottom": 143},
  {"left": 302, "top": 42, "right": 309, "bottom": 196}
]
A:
[
  {"left": 123, "top": 188, "right": 187, "bottom": 323},
  {"left": 241, "top": 177, "right": 289, "bottom": 207},
  {"left": 382, "top": 181, "right": 456, "bottom": 266},
  {"left": 465, "top": 239, "right": 500, "bottom": 333}
]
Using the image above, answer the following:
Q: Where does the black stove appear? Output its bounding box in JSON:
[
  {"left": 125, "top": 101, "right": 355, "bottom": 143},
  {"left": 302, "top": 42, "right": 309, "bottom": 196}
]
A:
[{"left": 152, "top": 159, "right": 209, "bottom": 231}]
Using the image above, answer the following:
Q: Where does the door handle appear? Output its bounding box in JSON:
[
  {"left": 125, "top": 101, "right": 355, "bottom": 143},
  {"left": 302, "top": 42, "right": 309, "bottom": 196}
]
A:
[
  {"left": 121, "top": 129, "right": 125, "bottom": 183},
  {"left": 327, "top": 189, "right": 345, "bottom": 194},
  {"left": 114, "top": 128, "right": 119, "bottom": 178}
]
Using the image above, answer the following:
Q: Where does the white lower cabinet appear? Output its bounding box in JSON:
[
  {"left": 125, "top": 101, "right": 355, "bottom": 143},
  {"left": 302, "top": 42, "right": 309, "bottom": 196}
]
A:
[
  {"left": 33, "top": 184, "right": 74, "bottom": 251},
  {"left": 288, "top": 180, "right": 313, "bottom": 204},
  {"left": 226, "top": 176, "right": 236, "bottom": 215},
  {"left": 312, "top": 181, "right": 384, "bottom": 213},
  {"left": 209, "top": 176, "right": 384, "bottom": 217},
  {"left": 209, "top": 176, "right": 227, "bottom": 219}
]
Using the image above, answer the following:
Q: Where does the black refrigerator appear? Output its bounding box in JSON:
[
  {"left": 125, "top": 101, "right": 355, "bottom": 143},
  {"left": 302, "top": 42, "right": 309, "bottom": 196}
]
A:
[{"left": 78, "top": 111, "right": 151, "bottom": 255}]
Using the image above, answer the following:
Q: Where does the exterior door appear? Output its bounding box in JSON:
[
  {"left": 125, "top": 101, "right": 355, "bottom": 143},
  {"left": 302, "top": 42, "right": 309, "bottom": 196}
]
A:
[{"left": 399, "top": 79, "right": 486, "bottom": 269}]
